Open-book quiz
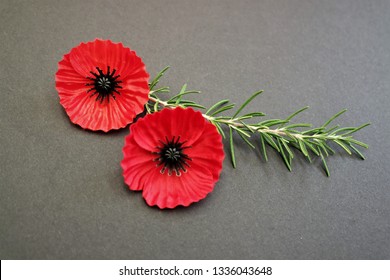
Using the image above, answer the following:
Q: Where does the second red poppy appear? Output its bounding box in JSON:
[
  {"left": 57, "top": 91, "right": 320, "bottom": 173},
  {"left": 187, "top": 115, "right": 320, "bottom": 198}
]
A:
[{"left": 121, "top": 107, "right": 225, "bottom": 209}]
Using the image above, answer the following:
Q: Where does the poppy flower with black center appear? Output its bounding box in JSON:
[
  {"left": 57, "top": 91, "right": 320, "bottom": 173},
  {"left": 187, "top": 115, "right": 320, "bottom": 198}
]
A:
[
  {"left": 55, "top": 39, "right": 150, "bottom": 132},
  {"left": 121, "top": 107, "right": 225, "bottom": 209}
]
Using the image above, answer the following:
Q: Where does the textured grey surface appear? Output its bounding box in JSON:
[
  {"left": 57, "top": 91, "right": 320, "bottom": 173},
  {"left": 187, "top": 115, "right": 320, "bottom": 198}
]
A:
[{"left": 1, "top": 0, "right": 389, "bottom": 259}]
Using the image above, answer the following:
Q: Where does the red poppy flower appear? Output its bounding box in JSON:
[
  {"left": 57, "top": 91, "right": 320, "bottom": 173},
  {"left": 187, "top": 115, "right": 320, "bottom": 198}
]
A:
[
  {"left": 55, "top": 39, "right": 150, "bottom": 132},
  {"left": 121, "top": 107, "right": 225, "bottom": 209}
]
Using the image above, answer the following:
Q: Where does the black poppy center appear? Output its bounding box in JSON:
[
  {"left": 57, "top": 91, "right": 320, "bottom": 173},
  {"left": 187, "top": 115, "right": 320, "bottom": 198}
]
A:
[
  {"left": 154, "top": 136, "right": 192, "bottom": 176},
  {"left": 86, "top": 66, "right": 123, "bottom": 103}
]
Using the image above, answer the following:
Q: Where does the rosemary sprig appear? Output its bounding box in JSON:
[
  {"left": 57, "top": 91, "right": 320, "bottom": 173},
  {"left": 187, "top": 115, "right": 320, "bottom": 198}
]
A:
[{"left": 146, "top": 67, "right": 370, "bottom": 176}]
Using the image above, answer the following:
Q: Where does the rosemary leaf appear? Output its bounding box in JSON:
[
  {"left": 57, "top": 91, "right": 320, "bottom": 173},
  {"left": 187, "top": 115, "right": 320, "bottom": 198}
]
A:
[
  {"left": 229, "top": 126, "right": 237, "bottom": 168},
  {"left": 259, "top": 133, "right": 268, "bottom": 161},
  {"left": 322, "top": 109, "right": 347, "bottom": 128},
  {"left": 233, "top": 90, "right": 263, "bottom": 118},
  {"left": 205, "top": 100, "right": 230, "bottom": 115}
]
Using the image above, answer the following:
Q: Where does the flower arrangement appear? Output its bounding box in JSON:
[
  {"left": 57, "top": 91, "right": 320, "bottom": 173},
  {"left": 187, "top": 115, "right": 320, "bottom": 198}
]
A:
[{"left": 55, "top": 39, "right": 369, "bottom": 209}]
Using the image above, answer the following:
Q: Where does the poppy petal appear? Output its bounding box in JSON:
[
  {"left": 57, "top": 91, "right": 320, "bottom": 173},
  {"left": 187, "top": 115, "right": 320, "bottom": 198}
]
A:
[
  {"left": 132, "top": 107, "right": 205, "bottom": 151},
  {"left": 69, "top": 39, "right": 145, "bottom": 80},
  {"left": 142, "top": 162, "right": 215, "bottom": 208},
  {"left": 121, "top": 136, "right": 155, "bottom": 191},
  {"left": 187, "top": 121, "right": 225, "bottom": 181}
]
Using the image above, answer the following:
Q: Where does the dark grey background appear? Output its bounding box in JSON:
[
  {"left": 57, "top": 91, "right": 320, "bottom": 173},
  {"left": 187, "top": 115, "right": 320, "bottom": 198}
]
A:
[{"left": 1, "top": 0, "right": 389, "bottom": 259}]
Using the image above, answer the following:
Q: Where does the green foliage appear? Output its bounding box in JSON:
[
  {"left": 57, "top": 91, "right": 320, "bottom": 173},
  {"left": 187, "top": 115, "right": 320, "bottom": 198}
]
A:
[{"left": 147, "top": 67, "right": 370, "bottom": 176}]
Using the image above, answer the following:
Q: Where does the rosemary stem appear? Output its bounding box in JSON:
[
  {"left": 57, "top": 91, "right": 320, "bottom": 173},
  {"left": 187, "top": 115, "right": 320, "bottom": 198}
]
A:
[
  {"left": 148, "top": 95, "right": 169, "bottom": 107},
  {"left": 203, "top": 114, "right": 342, "bottom": 141},
  {"left": 204, "top": 114, "right": 288, "bottom": 135},
  {"left": 147, "top": 67, "right": 369, "bottom": 175},
  {"left": 148, "top": 93, "right": 339, "bottom": 141}
]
